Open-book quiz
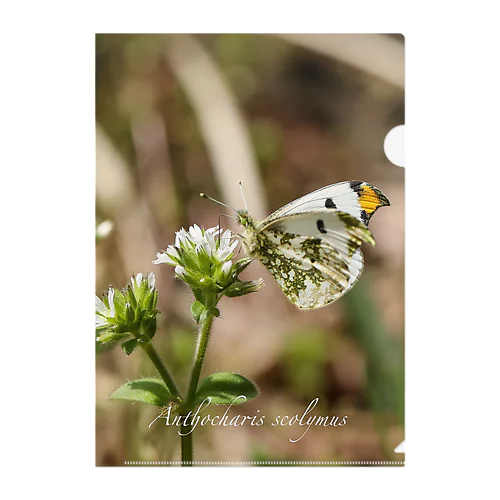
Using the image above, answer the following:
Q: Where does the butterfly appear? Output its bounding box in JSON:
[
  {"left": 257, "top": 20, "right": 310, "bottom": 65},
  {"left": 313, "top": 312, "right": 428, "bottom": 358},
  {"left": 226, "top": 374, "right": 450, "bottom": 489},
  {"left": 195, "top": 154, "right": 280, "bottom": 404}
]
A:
[{"left": 203, "top": 181, "right": 390, "bottom": 309}]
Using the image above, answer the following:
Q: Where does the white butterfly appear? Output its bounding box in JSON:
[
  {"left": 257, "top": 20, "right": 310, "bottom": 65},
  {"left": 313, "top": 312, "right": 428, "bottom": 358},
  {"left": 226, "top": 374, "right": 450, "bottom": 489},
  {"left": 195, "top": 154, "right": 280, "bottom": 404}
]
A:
[{"left": 204, "top": 181, "right": 390, "bottom": 310}]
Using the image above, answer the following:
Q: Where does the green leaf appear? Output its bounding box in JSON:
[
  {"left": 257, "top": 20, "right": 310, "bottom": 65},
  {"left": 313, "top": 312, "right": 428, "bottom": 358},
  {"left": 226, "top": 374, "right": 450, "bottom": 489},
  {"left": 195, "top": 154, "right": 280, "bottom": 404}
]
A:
[
  {"left": 110, "top": 378, "right": 172, "bottom": 406},
  {"left": 191, "top": 301, "right": 205, "bottom": 323},
  {"left": 193, "top": 372, "right": 259, "bottom": 405},
  {"left": 121, "top": 338, "right": 138, "bottom": 355},
  {"left": 199, "top": 306, "right": 220, "bottom": 324},
  {"left": 96, "top": 330, "right": 132, "bottom": 346},
  {"left": 209, "top": 307, "right": 220, "bottom": 318}
]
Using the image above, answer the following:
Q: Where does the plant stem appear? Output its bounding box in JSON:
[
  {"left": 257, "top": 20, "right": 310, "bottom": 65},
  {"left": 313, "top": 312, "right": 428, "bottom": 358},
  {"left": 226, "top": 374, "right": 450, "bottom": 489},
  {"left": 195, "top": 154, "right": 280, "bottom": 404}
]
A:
[
  {"left": 180, "top": 422, "right": 193, "bottom": 467},
  {"left": 141, "top": 341, "right": 188, "bottom": 466},
  {"left": 141, "top": 342, "right": 181, "bottom": 398},
  {"left": 186, "top": 313, "right": 215, "bottom": 403},
  {"left": 181, "top": 310, "right": 215, "bottom": 466}
]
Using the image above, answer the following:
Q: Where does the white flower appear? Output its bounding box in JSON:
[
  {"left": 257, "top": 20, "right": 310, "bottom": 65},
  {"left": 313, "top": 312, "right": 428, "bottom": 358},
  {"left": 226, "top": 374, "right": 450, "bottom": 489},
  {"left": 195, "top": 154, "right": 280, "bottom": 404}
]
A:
[
  {"left": 174, "top": 228, "right": 190, "bottom": 247},
  {"left": 95, "top": 287, "right": 115, "bottom": 330},
  {"left": 219, "top": 228, "right": 232, "bottom": 248},
  {"left": 152, "top": 224, "right": 244, "bottom": 290},
  {"left": 188, "top": 224, "right": 204, "bottom": 244},
  {"left": 216, "top": 229, "right": 238, "bottom": 260},
  {"left": 132, "top": 272, "right": 143, "bottom": 288},
  {"left": 96, "top": 220, "right": 114, "bottom": 239},
  {"left": 174, "top": 265, "right": 186, "bottom": 277},
  {"left": 221, "top": 260, "right": 233, "bottom": 278},
  {"left": 148, "top": 272, "right": 156, "bottom": 288},
  {"left": 153, "top": 246, "right": 178, "bottom": 265},
  {"left": 130, "top": 272, "right": 156, "bottom": 297},
  {"left": 95, "top": 272, "right": 159, "bottom": 347},
  {"left": 153, "top": 252, "right": 171, "bottom": 265},
  {"left": 154, "top": 226, "right": 238, "bottom": 268}
]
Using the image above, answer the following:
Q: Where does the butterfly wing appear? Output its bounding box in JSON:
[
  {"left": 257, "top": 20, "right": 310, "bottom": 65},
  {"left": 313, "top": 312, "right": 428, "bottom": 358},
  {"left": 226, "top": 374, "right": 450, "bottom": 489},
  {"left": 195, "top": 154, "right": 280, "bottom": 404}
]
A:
[
  {"left": 253, "top": 210, "right": 374, "bottom": 309},
  {"left": 262, "top": 180, "right": 390, "bottom": 227}
]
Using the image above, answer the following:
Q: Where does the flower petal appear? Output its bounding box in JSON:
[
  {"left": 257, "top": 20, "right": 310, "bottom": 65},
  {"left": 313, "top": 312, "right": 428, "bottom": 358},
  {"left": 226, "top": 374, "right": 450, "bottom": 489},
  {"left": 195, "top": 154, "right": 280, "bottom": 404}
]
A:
[
  {"left": 189, "top": 224, "right": 203, "bottom": 244},
  {"left": 167, "top": 245, "right": 179, "bottom": 258},
  {"left": 205, "top": 226, "right": 219, "bottom": 236},
  {"left": 175, "top": 228, "right": 189, "bottom": 247},
  {"left": 229, "top": 239, "right": 239, "bottom": 252},
  {"left": 216, "top": 246, "right": 232, "bottom": 261},
  {"left": 152, "top": 252, "right": 175, "bottom": 265},
  {"left": 95, "top": 314, "right": 108, "bottom": 328},
  {"left": 148, "top": 272, "right": 156, "bottom": 289},
  {"left": 206, "top": 233, "right": 217, "bottom": 253},
  {"left": 95, "top": 295, "right": 108, "bottom": 315},
  {"left": 175, "top": 265, "right": 186, "bottom": 277},
  {"left": 220, "top": 229, "right": 232, "bottom": 247},
  {"left": 206, "top": 240, "right": 216, "bottom": 257},
  {"left": 135, "top": 273, "right": 143, "bottom": 287},
  {"left": 108, "top": 287, "right": 115, "bottom": 318},
  {"left": 221, "top": 260, "right": 232, "bottom": 277}
]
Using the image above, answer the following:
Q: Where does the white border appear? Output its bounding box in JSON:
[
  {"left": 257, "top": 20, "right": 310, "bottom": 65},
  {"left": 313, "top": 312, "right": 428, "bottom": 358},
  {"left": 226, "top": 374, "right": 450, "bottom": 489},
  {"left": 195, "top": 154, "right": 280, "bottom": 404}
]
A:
[
  {"left": 124, "top": 461, "right": 405, "bottom": 466},
  {"left": 4, "top": 1, "right": 500, "bottom": 498}
]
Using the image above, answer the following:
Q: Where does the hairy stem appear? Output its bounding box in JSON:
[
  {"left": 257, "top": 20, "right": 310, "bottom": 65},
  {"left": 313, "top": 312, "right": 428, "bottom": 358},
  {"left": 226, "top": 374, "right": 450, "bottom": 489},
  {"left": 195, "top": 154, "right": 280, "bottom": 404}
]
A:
[
  {"left": 181, "top": 310, "right": 216, "bottom": 466},
  {"left": 141, "top": 342, "right": 181, "bottom": 398},
  {"left": 186, "top": 313, "right": 215, "bottom": 403}
]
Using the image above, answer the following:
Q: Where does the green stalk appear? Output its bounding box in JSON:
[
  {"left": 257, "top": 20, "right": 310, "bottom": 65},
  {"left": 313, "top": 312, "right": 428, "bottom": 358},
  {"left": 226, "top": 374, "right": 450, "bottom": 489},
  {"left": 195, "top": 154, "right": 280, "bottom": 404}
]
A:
[
  {"left": 180, "top": 422, "right": 193, "bottom": 466},
  {"left": 141, "top": 342, "right": 181, "bottom": 398},
  {"left": 181, "top": 309, "right": 216, "bottom": 466},
  {"left": 187, "top": 312, "right": 215, "bottom": 402}
]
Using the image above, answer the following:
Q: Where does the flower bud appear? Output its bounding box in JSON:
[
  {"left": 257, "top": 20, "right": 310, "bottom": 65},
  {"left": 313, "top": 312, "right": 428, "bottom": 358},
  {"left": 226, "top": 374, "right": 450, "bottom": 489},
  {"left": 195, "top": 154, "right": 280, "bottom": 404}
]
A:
[
  {"left": 223, "top": 278, "right": 265, "bottom": 298},
  {"left": 95, "top": 272, "right": 159, "bottom": 349}
]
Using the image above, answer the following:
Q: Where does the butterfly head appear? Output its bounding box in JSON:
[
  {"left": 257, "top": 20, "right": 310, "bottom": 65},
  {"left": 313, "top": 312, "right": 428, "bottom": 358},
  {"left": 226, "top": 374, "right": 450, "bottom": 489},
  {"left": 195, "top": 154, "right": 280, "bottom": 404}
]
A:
[
  {"left": 235, "top": 210, "right": 259, "bottom": 256},
  {"left": 236, "top": 209, "right": 256, "bottom": 230}
]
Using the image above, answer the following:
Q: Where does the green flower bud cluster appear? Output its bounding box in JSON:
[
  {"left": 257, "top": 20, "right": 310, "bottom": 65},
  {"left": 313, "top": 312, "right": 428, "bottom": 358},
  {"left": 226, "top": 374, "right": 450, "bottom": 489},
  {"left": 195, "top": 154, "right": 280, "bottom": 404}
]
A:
[
  {"left": 95, "top": 272, "right": 158, "bottom": 350},
  {"left": 153, "top": 225, "right": 263, "bottom": 301}
]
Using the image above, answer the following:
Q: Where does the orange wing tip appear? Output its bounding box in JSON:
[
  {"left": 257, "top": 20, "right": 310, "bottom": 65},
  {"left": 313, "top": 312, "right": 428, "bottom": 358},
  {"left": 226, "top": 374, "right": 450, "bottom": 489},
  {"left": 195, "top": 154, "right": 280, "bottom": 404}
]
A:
[{"left": 358, "top": 184, "right": 391, "bottom": 215}]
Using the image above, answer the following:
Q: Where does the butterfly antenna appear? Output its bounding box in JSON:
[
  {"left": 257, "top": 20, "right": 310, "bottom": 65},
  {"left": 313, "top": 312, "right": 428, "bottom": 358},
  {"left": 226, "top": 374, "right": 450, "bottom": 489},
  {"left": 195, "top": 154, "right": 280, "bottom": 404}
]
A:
[
  {"left": 200, "top": 192, "right": 238, "bottom": 214},
  {"left": 238, "top": 180, "right": 248, "bottom": 211}
]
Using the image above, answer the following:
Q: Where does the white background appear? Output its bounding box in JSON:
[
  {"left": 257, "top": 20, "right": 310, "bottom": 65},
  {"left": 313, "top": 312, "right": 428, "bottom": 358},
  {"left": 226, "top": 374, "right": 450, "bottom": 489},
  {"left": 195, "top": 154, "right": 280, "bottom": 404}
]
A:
[{"left": 1, "top": 1, "right": 499, "bottom": 498}]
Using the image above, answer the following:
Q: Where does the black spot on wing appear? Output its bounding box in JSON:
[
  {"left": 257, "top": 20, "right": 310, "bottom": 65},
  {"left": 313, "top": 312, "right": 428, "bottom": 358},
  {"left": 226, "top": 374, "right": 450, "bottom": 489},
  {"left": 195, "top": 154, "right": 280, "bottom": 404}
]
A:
[
  {"left": 316, "top": 219, "right": 327, "bottom": 234},
  {"left": 325, "top": 198, "right": 337, "bottom": 209}
]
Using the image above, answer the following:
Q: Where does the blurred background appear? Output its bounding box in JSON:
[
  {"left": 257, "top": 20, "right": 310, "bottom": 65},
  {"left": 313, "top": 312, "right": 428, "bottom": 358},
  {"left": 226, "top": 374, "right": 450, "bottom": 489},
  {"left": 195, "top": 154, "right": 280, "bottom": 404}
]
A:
[{"left": 96, "top": 34, "right": 404, "bottom": 465}]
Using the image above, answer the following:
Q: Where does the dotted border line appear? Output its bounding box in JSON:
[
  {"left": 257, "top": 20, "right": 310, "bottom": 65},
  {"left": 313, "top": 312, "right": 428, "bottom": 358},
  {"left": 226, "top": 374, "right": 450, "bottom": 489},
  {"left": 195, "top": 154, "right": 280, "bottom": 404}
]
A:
[{"left": 124, "top": 461, "right": 405, "bottom": 466}]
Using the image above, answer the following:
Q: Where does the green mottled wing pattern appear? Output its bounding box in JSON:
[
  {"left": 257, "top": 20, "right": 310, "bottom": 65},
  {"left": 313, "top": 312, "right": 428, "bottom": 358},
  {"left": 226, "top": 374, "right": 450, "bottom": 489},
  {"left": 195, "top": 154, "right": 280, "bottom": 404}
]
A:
[{"left": 253, "top": 210, "right": 374, "bottom": 309}]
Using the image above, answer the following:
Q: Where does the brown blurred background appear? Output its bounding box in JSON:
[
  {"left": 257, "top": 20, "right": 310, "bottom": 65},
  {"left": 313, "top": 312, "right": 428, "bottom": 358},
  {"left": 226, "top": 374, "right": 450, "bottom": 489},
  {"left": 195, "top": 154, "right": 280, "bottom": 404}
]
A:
[{"left": 96, "top": 33, "right": 404, "bottom": 465}]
